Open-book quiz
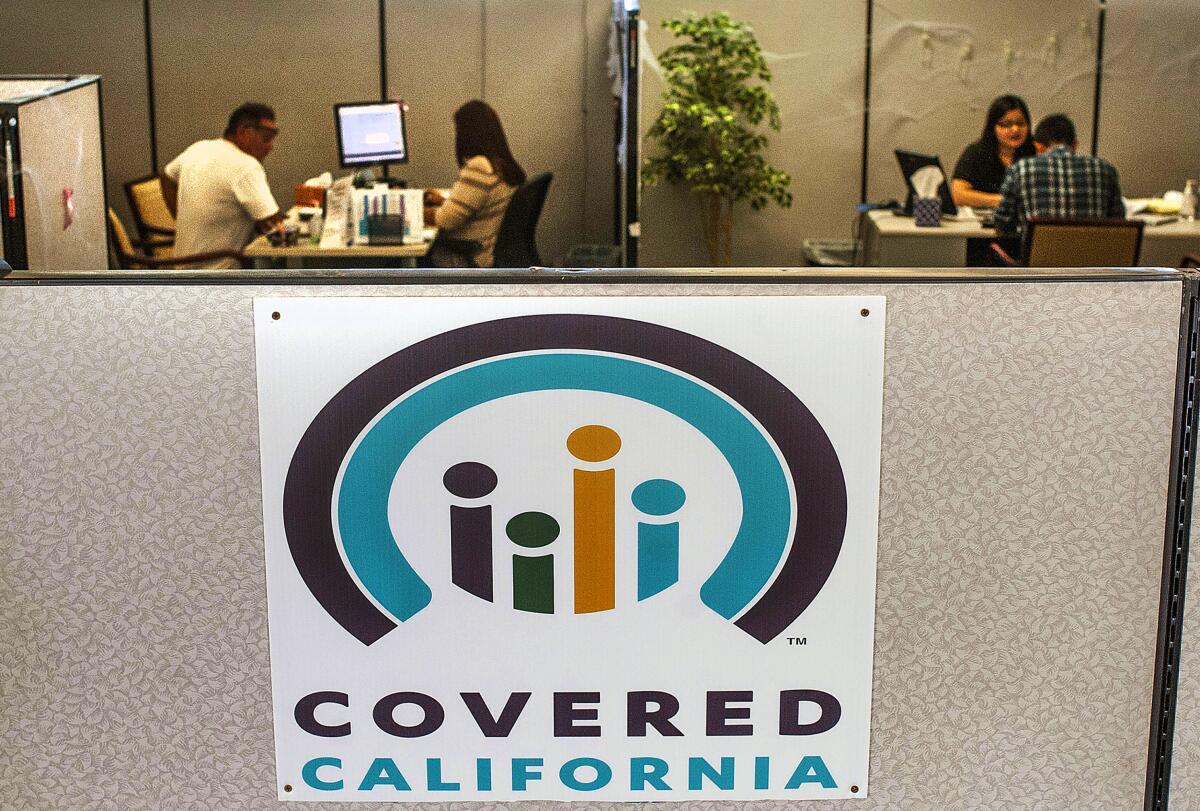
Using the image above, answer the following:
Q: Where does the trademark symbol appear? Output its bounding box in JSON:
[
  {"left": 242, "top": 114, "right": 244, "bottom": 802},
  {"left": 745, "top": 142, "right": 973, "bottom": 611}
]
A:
[{"left": 787, "top": 636, "right": 807, "bottom": 646}]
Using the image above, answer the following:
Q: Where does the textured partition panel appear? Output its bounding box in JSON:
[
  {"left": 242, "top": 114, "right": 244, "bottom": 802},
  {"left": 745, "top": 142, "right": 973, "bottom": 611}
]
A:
[
  {"left": 639, "top": 1, "right": 867, "bottom": 267},
  {"left": 866, "top": 0, "right": 1099, "bottom": 205},
  {"left": 18, "top": 85, "right": 108, "bottom": 270},
  {"left": 483, "top": 0, "right": 588, "bottom": 266},
  {"left": 383, "top": 0, "right": 483, "bottom": 191},
  {"left": 150, "top": 0, "right": 379, "bottom": 217},
  {"left": 0, "top": 0, "right": 151, "bottom": 227},
  {"left": 1181, "top": 511, "right": 1200, "bottom": 810},
  {"left": 0, "top": 279, "right": 1180, "bottom": 809},
  {"left": 1098, "top": 0, "right": 1200, "bottom": 198},
  {"left": 583, "top": 0, "right": 617, "bottom": 246}
]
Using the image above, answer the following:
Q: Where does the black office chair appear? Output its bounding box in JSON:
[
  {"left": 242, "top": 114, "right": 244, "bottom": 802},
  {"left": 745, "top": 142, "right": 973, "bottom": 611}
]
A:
[{"left": 437, "top": 172, "right": 553, "bottom": 268}]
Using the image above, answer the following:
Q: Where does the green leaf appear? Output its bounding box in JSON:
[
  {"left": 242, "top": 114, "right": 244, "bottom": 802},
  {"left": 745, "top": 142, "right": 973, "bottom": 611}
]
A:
[{"left": 643, "top": 11, "right": 791, "bottom": 209}]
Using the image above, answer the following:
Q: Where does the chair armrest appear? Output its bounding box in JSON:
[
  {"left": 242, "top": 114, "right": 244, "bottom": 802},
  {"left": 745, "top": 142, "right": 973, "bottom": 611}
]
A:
[
  {"left": 131, "top": 249, "right": 244, "bottom": 268},
  {"left": 989, "top": 241, "right": 1019, "bottom": 267},
  {"left": 1181, "top": 253, "right": 1200, "bottom": 269}
]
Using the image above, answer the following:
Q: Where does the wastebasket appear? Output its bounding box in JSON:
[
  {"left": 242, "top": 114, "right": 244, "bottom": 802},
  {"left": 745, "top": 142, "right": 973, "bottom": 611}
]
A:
[
  {"left": 801, "top": 238, "right": 860, "bottom": 267},
  {"left": 563, "top": 244, "right": 625, "bottom": 268}
]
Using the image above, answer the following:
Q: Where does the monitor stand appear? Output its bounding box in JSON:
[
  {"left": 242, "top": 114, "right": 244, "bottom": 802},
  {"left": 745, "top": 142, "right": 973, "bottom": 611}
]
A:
[{"left": 351, "top": 166, "right": 407, "bottom": 189}]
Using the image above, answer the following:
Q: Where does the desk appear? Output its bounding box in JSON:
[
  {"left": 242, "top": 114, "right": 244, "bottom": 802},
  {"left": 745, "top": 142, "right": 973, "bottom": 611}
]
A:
[
  {"left": 243, "top": 232, "right": 435, "bottom": 269},
  {"left": 860, "top": 210, "right": 1200, "bottom": 268}
]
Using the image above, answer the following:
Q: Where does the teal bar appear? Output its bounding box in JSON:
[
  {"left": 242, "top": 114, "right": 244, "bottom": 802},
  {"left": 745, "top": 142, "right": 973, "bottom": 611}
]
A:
[{"left": 637, "top": 522, "right": 679, "bottom": 600}]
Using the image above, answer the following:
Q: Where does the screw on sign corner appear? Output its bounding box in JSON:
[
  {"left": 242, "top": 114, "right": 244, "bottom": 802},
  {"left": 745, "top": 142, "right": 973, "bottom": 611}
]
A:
[
  {"left": 860, "top": 308, "right": 870, "bottom": 317},
  {"left": 272, "top": 311, "right": 281, "bottom": 321},
  {"left": 283, "top": 784, "right": 293, "bottom": 793}
]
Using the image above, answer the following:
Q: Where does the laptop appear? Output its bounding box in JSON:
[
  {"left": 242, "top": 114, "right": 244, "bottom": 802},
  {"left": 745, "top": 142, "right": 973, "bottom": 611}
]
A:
[{"left": 895, "top": 149, "right": 958, "bottom": 218}]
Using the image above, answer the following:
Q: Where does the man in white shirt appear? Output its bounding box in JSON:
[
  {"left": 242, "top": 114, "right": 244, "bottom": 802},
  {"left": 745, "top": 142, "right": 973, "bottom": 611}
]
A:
[{"left": 160, "top": 102, "right": 283, "bottom": 269}]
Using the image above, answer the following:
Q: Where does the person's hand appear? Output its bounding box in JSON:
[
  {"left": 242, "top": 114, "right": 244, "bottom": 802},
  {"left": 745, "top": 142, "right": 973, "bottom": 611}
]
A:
[
  {"left": 423, "top": 189, "right": 445, "bottom": 206},
  {"left": 256, "top": 211, "right": 285, "bottom": 234}
]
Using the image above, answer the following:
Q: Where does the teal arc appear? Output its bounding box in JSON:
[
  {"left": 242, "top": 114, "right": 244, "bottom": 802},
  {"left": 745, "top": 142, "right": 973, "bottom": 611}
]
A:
[
  {"left": 338, "top": 352, "right": 793, "bottom": 624},
  {"left": 282, "top": 313, "right": 847, "bottom": 645}
]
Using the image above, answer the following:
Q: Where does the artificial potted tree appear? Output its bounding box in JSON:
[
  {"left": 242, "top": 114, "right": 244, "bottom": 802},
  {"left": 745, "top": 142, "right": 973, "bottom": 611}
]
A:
[{"left": 643, "top": 11, "right": 793, "bottom": 266}]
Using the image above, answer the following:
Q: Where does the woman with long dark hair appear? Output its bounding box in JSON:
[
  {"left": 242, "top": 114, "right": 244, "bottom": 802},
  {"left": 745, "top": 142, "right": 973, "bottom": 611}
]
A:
[
  {"left": 951, "top": 95, "right": 1034, "bottom": 209},
  {"left": 424, "top": 100, "right": 526, "bottom": 267}
]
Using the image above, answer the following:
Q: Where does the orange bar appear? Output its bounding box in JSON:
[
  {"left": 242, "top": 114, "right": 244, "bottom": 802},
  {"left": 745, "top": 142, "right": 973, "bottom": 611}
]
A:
[{"left": 574, "top": 468, "right": 615, "bottom": 613}]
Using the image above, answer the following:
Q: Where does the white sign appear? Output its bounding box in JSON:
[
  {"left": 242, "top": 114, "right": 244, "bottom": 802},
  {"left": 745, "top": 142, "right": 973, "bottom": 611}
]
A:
[{"left": 255, "top": 296, "right": 885, "bottom": 802}]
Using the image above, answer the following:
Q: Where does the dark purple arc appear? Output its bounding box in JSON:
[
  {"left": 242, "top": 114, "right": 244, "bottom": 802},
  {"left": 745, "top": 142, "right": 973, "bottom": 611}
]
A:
[{"left": 282, "top": 314, "right": 847, "bottom": 645}]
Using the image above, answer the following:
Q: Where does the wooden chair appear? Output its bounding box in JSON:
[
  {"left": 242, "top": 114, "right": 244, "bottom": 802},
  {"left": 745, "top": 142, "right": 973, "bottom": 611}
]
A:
[
  {"left": 123, "top": 175, "right": 176, "bottom": 257},
  {"left": 107, "top": 208, "right": 242, "bottom": 269},
  {"left": 991, "top": 217, "right": 1145, "bottom": 268}
]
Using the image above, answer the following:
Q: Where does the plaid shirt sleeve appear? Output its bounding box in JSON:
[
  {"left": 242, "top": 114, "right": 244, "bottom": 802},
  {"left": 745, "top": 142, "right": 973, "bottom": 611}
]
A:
[{"left": 992, "top": 165, "right": 1022, "bottom": 235}]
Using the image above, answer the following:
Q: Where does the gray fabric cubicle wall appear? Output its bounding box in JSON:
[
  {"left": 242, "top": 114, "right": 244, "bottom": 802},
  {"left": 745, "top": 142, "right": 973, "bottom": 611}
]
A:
[
  {"left": 0, "top": 0, "right": 152, "bottom": 227},
  {"left": 384, "top": 0, "right": 616, "bottom": 268},
  {"left": 638, "top": 1, "right": 868, "bottom": 268},
  {"left": 0, "top": 272, "right": 1187, "bottom": 809},
  {"left": 148, "top": 0, "right": 381, "bottom": 233},
  {"left": 1, "top": 1, "right": 1197, "bottom": 268},
  {"left": 0, "top": 0, "right": 619, "bottom": 267},
  {"left": 1098, "top": 0, "right": 1200, "bottom": 199},
  {"left": 864, "top": 0, "right": 1099, "bottom": 205}
]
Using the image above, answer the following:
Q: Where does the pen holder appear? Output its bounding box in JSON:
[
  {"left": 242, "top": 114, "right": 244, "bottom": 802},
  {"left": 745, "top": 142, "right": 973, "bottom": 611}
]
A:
[
  {"left": 913, "top": 196, "right": 941, "bottom": 227},
  {"left": 366, "top": 214, "right": 407, "bottom": 245}
]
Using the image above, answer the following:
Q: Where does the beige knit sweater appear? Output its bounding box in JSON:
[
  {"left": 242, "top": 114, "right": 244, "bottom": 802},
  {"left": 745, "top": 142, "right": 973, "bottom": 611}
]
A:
[{"left": 434, "top": 155, "right": 516, "bottom": 267}]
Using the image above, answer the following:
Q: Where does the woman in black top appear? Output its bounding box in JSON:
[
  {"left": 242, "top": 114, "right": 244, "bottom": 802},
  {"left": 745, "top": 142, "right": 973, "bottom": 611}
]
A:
[{"left": 951, "top": 95, "right": 1034, "bottom": 209}]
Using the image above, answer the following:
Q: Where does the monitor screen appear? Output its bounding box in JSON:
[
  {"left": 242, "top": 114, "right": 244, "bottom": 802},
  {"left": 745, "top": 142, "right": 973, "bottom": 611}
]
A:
[
  {"left": 894, "top": 149, "right": 957, "bottom": 217},
  {"left": 335, "top": 101, "right": 408, "bottom": 167}
]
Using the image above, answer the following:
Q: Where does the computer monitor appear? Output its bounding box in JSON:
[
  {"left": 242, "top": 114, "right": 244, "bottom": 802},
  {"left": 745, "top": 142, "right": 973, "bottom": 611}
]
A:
[
  {"left": 894, "top": 149, "right": 957, "bottom": 217},
  {"left": 335, "top": 101, "right": 408, "bottom": 168}
]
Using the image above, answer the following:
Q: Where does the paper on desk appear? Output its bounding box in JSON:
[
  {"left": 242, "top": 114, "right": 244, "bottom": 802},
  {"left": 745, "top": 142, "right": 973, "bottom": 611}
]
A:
[
  {"left": 320, "top": 183, "right": 351, "bottom": 248},
  {"left": 303, "top": 171, "right": 333, "bottom": 189},
  {"left": 911, "top": 165, "right": 943, "bottom": 199}
]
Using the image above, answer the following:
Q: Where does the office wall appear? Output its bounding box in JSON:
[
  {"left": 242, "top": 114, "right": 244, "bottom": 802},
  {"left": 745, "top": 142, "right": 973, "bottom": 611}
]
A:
[
  {"left": 639, "top": 1, "right": 868, "bottom": 268},
  {"left": 1179, "top": 510, "right": 1200, "bottom": 809},
  {"left": 385, "top": 0, "right": 614, "bottom": 265},
  {"left": 18, "top": 84, "right": 108, "bottom": 270},
  {"left": 1098, "top": 0, "right": 1200, "bottom": 198},
  {"left": 866, "top": 0, "right": 1100, "bottom": 205},
  {"left": 149, "top": 0, "right": 381, "bottom": 222},
  {"left": 0, "top": 2, "right": 1196, "bottom": 267},
  {"left": 0, "top": 0, "right": 152, "bottom": 226},
  {"left": 0, "top": 1, "right": 614, "bottom": 267}
]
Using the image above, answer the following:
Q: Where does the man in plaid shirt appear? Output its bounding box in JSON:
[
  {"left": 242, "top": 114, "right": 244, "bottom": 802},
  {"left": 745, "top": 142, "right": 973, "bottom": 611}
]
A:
[{"left": 993, "top": 114, "right": 1124, "bottom": 235}]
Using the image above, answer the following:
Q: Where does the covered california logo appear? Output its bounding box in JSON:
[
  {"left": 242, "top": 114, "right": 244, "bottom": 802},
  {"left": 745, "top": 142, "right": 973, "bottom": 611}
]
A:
[{"left": 282, "top": 314, "right": 848, "bottom": 645}]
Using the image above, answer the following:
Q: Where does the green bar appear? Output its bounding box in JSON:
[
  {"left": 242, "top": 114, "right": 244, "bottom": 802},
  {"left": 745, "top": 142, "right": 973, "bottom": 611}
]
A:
[{"left": 513, "top": 554, "right": 554, "bottom": 614}]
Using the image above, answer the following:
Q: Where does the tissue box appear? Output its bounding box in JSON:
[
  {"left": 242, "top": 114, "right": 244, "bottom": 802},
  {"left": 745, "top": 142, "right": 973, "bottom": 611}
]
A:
[{"left": 913, "top": 196, "right": 941, "bottom": 227}]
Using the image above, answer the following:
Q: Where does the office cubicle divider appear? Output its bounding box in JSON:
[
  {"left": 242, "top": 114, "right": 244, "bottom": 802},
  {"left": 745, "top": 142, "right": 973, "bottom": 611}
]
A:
[
  {"left": 0, "top": 267, "right": 1194, "bottom": 809},
  {"left": 0, "top": 75, "right": 108, "bottom": 270},
  {"left": 612, "top": 0, "right": 640, "bottom": 267}
]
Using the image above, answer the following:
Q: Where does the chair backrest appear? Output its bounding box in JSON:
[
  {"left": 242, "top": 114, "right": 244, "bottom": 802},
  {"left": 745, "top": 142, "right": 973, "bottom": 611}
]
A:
[
  {"left": 1022, "top": 217, "right": 1144, "bottom": 268},
  {"left": 492, "top": 172, "right": 553, "bottom": 268},
  {"left": 123, "top": 175, "right": 176, "bottom": 239},
  {"left": 106, "top": 208, "right": 139, "bottom": 270}
]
